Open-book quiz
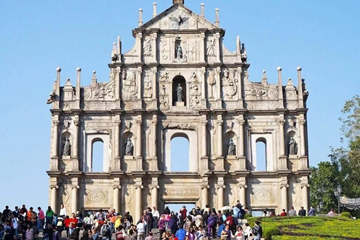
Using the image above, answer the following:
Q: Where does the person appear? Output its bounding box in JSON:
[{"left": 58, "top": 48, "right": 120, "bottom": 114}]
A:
[
  {"left": 207, "top": 211, "right": 217, "bottom": 238},
  {"left": 115, "top": 226, "right": 126, "bottom": 240},
  {"left": 186, "top": 226, "right": 195, "bottom": 240},
  {"left": 234, "top": 225, "right": 244, "bottom": 240},
  {"left": 280, "top": 209, "right": 287, "bottom": 217},
  {"left": 145, "top": 232, "right": 154, "bottom": 240},
  {"left": 308, "top": 206, "right": 316, "bottom": 216},
  {"left": 195, "top": 226, "right": 205, "bottom": 240},
  {"left": 38, "top": 207, "right": 45, "bottom": 230},
  {"left": 46, "top": 206, "right": 55, "bottom": 225},
  {"left": 25, "top": 224, "right": 34, "bottom": 240},
  {"left": 298, "top": 206, "right": 306, "bottom": 216},
  {"left": 327, "top": 209, "right": 336, "bottom": 217},
  {"left": 175, "top": 225, "right": 186, "bottom": 240},
  {"left": 243, "top": 223, "right": 252, "bottom": 240},
  {"left": 137, "top": 219, "right": 145, "bottom": 240},
  {"left": 152, "top": 206, "right": 159, "bottom": 228},
  {"left": 252, "top": 221, "right": 262, "bottom": 240},
  {"left": 288, "top": 207, "right": 297, "bottom": 217},
  {"left": 220, "top": 224, "right": 231, "bottom": 240},
  {"left": 59, "top": 204, "right": 67, "bottom": 218},
  {"left": 100, "top": 220, "right": 111, "bottom": 240}
]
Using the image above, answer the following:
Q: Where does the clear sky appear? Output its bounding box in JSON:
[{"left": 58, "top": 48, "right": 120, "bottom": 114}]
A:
[{"left": 0, "top": 0, "right": 359, "bottom": 210}]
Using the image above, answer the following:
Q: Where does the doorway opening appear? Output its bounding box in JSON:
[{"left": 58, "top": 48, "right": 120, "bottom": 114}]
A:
[{"left": 164, "top": 203, "right": 196, "bottom": 215}]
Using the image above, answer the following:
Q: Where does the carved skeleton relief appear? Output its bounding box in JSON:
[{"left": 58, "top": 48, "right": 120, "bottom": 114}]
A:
[
  {"left": 143, "top": 37, "right": 152, "bottom": 56},
  {"left": 207, "top": 37, "right": 216, "bottom": 57},
  {"left": 143, "top": 71, "right": 153, "bottom": 99},
  {"left": 223, "top": 69, "right": 238, "bottom": 100},
  {"left": 122, "top": 70, "right": 138, "bottom": 100}
]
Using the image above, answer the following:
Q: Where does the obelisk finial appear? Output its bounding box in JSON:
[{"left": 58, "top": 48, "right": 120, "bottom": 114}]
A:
[{"left": 173, "top": 0, "right": 184, "bottom": 5}]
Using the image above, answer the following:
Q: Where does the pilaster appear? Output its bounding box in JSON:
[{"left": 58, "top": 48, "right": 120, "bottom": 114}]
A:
[
  {"left": 134, "top": 178, "right": 143, "bottom": 222},
  {"left": 280, "top": 177, "right": 289, "bottom": 211},
  {"left": 71, "top": 178, "right": 80, "bottom": 213},
  {"left": 113, "top": 178, "right": 121, "bottom": 213},
  {"left": 50, "top": 115, "right": 60, "bottom": 171}
]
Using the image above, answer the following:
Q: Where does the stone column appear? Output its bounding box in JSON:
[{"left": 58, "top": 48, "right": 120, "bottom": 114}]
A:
[
  {"left": 71, "top": 180, "right": 79, "bottom": 213},
  {"left": 216, "top": 115, "right": 223, "bottom": 157},
  {"left": 217, "top": 177, "right": 225, "bottom": 209},
  {"left": 237, "top": 67, "right": 243, "bottom": 108},
  {"left": 280, "top": 177, "right": 288, "bottom": 211},
  {"left": 152, "top": 33, "right": 157, "bottom": 63},
  {"left": 301, "top": 177, "right": 310, "bottom": 212},
  {"left": 115, "top": 67, "right": 121, "bottom": 100},
  {"left": 215, "top": 33, "right": 221, "bottom": 63},
  {"left": 114, "top": 116, "right": 121, "bottom": 171},
  {"left": 72, "top": 116, "right": 80, "bottom": 171},
  {"left": 151, "top": 177, "right": 159, "bottom": 208},
  {"left": 137, "top": 67, "right": 142, "bottom": 99},
  {"left": 298, "top": 115, "right": 306, "bottom": 157},
  {"left": 237, "top": 117, "right": 246, "bottom": 170},
  {"left": 113, "top": 178, "right": 121, "bottom": 213},
  {"left": 200, "top": 33, "right": 206, "bottom": 63},
  {"left": 201, "top": 184, "right": 209, "bottom": 209},
  {"left": 278, "top": 117, "right": 287, "bottom": 170},
  {"left": 49, "top": 178, "right": 58, "bottom": 213},
  {"left": 136, "top": 116, "right": 143, "bottom": 170},
  {"left": 216, "top": 67, "right": 221, "bottom": 101},
  {"left": 50, "top": 116, "right": 60, "bottom": 171},
  {"left": 135, "top": 178, "right": 143, "bottom": 222},
  {"left": 239, "top": 185, "right": 247, "bottom": 208}
]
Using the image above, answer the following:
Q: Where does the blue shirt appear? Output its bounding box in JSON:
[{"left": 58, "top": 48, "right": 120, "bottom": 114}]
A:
[{"left": 175, "top": 228, "right": 186, "bottom": 240}]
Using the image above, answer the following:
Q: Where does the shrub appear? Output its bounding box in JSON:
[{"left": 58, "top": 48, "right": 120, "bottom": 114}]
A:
[
  {"left": 340, "top": 211, "right": 351, "bottom": 218},
  {"left": 264, "top": 226, "right": 281, "bottom": 240}
]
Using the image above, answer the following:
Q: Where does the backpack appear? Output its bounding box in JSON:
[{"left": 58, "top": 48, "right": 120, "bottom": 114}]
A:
[
  {"left": 252, "top": 226, "right": 259, "bottom": 235},
  {"left": 101, "top": 224, "right": 110, "bottom": 236}
]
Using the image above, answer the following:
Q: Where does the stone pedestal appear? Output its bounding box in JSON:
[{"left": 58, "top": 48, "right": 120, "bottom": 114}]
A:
[{"left": 176, "top": 101, "right": 185, "bottom": 107}]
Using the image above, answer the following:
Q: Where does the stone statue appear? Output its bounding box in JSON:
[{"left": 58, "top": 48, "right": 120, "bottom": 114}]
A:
[
  {"left": 62, "top": 137, "right": 71, "bottom": 156},
  {"left": 288, "top": 136, "right": 298, "bottom": 155},
  {"left": 176, "top": 83, "right": 183, "bottom": 102},
  {"left": 176, "top": 43, "right": 183, "bottom": 59},
  {"left": 207, "top": 39, "right": 216, "bottom": 56},
  {"left": 125, "top": 137, "right": 134, "bottom": 156},
  {"left": 227, "top": 138, "right": 236, "bottom": 156}
]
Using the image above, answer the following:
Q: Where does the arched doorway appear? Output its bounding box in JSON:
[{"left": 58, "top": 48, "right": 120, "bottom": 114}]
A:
[
  {"left": 255, "top": 138, "right": 267, "bottom": 171},
  {"left": 170, "top": 134, "right": 190, "bottom": 172},
  {"left": 172, "top": 75, "right": 186, "bottom": 106}
]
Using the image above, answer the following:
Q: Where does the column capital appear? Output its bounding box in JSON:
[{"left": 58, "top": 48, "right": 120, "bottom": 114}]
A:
[
  {"left": 216, "top": 184, "right": 226, "bottom": 190},
  {"left": 280, "top": 184, "right": 289, "bottom": 189},
  {"left": 301, "top": 183, "right": 310, "bottom": 189},
  {"left": 238, "top": 184, "right": 247, "bottom": 189},
  {"left": 71, "top": 184, "right": 80, "bottom": 190},
  {"left": 113, "top": 185, "right": 121, "bottom": 190},
  {"left": 50, "top": 184, "right": 59, "bottom": 190},
  {"left": 201, "top": 184, "right": 210, "bottom": 190}
]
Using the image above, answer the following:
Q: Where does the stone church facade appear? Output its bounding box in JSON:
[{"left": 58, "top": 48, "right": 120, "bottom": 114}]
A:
[{"left": 47, "top": 0, "right": 310, "bottom": 220}]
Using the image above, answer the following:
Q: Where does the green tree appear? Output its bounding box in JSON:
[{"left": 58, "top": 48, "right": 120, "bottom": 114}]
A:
[
  {"left": 310, "top": 161, "right": 339, "bottom": 213},
  {"left": 310, "top": 95, "right": 360, "bottom": 211}
]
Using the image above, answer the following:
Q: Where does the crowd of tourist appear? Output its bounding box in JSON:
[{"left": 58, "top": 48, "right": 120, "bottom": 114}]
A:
[{"left": 0, "top": 202, "right": 319, "bottom": 240}]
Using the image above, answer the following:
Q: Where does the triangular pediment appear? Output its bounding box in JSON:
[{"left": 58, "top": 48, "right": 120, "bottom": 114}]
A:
[{"left": 140, "top": 4, "right": 219, "bottom": 31}]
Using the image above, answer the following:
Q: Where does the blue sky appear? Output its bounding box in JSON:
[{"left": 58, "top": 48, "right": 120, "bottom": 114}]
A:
[{"left": 0, "top": 0, "right": 359, "bottom": 209}]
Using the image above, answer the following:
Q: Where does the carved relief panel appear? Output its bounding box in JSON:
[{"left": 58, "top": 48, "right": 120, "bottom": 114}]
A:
[{"left": 122, "top": 69, "right": 138, "bottom": 100}]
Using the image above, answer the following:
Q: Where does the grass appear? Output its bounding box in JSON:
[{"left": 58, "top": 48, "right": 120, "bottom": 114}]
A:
[{"left": 247, "top": 216, "right": 360, "bottom": 240}]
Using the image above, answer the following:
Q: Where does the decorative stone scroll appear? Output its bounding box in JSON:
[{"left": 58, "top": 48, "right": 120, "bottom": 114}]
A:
[
  {"left": 189, "top": 72, "right": 201, "bottom": 107},
  {"left": 85, "top": 71, "right": 114, "bottom": 100}
]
